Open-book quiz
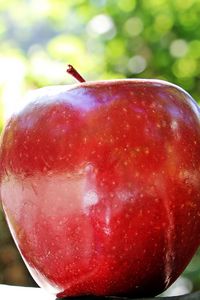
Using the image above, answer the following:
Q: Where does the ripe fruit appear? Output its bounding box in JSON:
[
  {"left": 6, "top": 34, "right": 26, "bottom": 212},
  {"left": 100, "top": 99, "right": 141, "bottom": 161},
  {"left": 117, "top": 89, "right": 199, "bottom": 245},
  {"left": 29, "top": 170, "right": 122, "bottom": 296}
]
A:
[{"left": 1, "top": 66, "right": 200, "bottom": 298}]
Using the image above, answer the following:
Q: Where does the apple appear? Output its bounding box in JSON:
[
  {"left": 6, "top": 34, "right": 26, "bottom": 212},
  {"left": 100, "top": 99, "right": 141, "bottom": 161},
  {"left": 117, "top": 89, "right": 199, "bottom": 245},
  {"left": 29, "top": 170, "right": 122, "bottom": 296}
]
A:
[{"left": 0, "top": 65, "right": 200, "bottom": 298}]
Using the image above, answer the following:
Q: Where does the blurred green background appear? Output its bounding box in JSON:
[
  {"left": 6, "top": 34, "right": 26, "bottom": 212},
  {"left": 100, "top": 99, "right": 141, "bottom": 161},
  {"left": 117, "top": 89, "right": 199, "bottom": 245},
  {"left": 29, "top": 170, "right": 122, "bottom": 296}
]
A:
[{"left": 0, "top": 0, "right": 200, "bottom": 297}]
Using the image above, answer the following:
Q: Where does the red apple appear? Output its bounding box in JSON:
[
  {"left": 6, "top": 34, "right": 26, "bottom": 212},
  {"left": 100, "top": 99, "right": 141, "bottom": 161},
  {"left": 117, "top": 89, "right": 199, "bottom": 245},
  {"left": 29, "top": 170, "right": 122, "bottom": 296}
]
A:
[{"left": 0, "top": 66, "right": 200, "bottom": 298}]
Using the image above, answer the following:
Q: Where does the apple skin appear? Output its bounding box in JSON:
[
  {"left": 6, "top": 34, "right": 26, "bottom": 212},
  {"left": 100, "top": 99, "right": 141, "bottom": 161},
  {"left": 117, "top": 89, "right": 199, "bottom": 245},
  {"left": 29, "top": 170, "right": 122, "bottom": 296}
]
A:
[{"left": 1, "top": 79, "right": 200, "bottom": 298}]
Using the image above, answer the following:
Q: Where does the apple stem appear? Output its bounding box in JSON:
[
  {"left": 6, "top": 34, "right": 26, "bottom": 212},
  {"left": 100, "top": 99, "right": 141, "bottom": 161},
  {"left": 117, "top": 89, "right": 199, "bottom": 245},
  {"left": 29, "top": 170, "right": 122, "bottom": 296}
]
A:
[{"left": 66, "top": 64, "right": 86, "bottom": 83}]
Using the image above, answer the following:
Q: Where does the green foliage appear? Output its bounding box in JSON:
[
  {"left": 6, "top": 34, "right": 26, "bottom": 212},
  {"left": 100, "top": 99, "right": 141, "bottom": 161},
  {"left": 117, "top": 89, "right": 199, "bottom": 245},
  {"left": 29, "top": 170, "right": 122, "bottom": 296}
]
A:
[
  {"left": 0, "top": 0, "right": 200, "bottom": 293},
  {"left": 0, "top": 0, "right": 200, "bottom": 100}
]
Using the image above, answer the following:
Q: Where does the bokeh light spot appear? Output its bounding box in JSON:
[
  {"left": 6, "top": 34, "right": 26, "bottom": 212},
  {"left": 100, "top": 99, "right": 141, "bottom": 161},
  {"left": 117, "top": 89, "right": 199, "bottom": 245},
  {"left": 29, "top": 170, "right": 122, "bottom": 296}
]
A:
[
  {"left": 154, "top": 14, "right": 174, "bottom": 34},
  {"left": 172, "top": 58, "right": 197, "bottom": 78},
  {"left": 128, "top": 55, "right": 147, "bottom": 74},
  {"left": 170, "top": 39, "right": 188, "bottom": 58},
  {"left": 124, "top": 17, "right": 143, "bottom": 37},
  {"left": 87, "top": 14, "right": 116, "bottom": 39},
  {"left": 117, "top": 0, "right": 136, "bottom": 12}
]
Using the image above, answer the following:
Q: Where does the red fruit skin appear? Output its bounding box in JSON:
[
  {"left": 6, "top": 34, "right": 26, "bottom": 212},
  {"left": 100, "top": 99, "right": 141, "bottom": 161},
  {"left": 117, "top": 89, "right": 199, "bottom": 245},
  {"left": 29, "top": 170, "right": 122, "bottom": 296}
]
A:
[{"left": 0, "top": 79, "right": 200, "bottom": 298}]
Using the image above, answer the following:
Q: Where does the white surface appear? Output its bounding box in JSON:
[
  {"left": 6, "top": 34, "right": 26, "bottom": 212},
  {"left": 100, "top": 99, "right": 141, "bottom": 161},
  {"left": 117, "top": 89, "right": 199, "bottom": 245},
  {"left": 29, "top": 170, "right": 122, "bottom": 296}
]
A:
[{"left": 0, "top": 285, "right": 54, "bottom": 300}]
